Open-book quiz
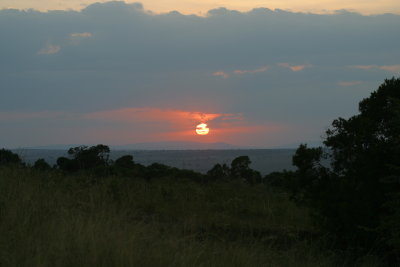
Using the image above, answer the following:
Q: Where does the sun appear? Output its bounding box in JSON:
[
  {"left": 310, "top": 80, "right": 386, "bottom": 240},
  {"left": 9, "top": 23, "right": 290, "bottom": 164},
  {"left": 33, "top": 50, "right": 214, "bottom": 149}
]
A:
[{"left": 196, "top": 123, "right": 210, "bottom": 135}]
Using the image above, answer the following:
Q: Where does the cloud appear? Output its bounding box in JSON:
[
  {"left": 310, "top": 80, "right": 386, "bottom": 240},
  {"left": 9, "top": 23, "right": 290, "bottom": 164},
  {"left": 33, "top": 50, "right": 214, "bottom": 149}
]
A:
[
  {"left": 338, "top": 81, "right": 363, "bottom": 86},
  {"left": 37, "top": 44, "right": 61, "bottom": 55},
  {"left": 379, "top": 65, "right": 400, "bottom": 72},
  {"left": 1, "top": 2, "right": 400, "bottom": 147},
  {"left": 70, "top": 32, "right": 93, "bottom": 38},
  {"left": 351, "top": 65, "right": 375, "bottom": 70},
  {"left": 278, "top": 63, "right": 309, "bottom": 72},
  {"left": 80, "top": 107, "right": 274, "bottom": 144},
  {"left": 69, "top": 32, "right": 93, "bottom": 45},
  {"left": 212, "top": 71, "right": 229, "bottom": 78},
  {"left": 83, "top": 107, "right": 241, "bottom": 125},
  {"left": 38, "top": 33, "right": 93, "bottom": 55},
  {"left": 0, "top": 111, "right": 68, "bottom": 121},
  {"left": 233, "top": 66, "right": 269, "bottom": 75},
  {"left": 213, "top": 66, "right": 268, "bottom": 78},
  {"left": 157, "top": 124, "right": 281, "bottom": 143},
  {"left": 350, "top": 65, "right": 400, "bottom": 72},
  {"left": 81, "top": 107, "right": 283, "bottom": 145},
  {"left": 38, "top": 32, "right": 93, "bottom": 55}
]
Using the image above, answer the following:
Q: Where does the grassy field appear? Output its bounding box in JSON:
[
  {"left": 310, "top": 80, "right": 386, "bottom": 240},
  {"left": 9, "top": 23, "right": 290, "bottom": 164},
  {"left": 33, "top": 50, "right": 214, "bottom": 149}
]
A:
[{"left": 0, "top": 167, "right": 382, "bottom": 266}]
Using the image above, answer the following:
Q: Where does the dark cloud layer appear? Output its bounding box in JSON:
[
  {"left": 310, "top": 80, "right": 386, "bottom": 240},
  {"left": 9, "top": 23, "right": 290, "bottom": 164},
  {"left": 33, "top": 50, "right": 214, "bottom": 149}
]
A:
[{"left": 1, "top": 1, "right": 399, "bottom": 147}]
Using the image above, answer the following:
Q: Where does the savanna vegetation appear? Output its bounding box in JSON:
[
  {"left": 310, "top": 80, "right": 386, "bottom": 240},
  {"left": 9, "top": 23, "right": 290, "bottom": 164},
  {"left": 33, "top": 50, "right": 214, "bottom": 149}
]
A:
[{"left": 0, "top": 77, "right": 399, "bottom": 266}]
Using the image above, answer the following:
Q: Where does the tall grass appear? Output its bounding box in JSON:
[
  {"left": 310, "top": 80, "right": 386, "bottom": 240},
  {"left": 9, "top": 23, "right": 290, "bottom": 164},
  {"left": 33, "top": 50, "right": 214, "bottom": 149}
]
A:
[{"left": 0, "top": 167, "right": 381, "bottom": 266}]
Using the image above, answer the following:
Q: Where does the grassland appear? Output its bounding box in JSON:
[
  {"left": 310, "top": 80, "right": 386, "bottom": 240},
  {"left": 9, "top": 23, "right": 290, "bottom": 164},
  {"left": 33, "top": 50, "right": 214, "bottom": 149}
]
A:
[{"left": 0, "top": 167, "right": 382, "bottom": 266}]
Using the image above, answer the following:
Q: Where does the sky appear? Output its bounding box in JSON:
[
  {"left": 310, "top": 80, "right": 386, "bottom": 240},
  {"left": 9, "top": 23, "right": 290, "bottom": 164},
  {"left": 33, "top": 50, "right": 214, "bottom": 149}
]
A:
[
  {"left": 1, "top": 1, "right": 400, "bottom": 148},
  {"left": 2, "top": 0, "right": 400, "bottom": 15}
]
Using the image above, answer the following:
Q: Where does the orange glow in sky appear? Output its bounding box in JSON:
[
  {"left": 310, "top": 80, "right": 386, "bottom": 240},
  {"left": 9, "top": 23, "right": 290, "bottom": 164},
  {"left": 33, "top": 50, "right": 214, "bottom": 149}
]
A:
[
  {"left": 0, "top": 107, "right": 287, "bottom": 146},
  {"left": 1, "top": 0, "right": 400, "bottom": 15},
  {"left": 79, "top": 107, "right": 283, "bottom": 145}
]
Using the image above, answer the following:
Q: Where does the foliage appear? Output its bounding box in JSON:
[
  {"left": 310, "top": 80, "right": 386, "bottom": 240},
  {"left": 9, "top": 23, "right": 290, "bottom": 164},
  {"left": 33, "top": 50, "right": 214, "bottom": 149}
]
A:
[
  {"left": 207, "top": 163, "right": 230, "bottom": 181},
  {"left": 67, "top": 144, "right": 110, "bottom": 169},
  {"left": 112, "top": 155, "right": 141, "bottom": 176},
  {"left": 56, "top": 156, "right": 79, "bottom": 172},
  {"left": 207, "top": 156, "right": 262, "bottom": 184},
  {"left": 292, "top": 144, "right": 323, "bottom": 173},
  {"left": 264, "top": 170, "right": 296, "bottom": 189},
  {"left": 231, "top": 155, "right": 262, "bottom": 184},
  {"left": 33, "top": 158, "right": 51, "bottom": 171},
  {"left": 0, "top": 149, "right": 22, "bottom": 166},
  {"left": 57, "top": 144, "right": 111, "bottom": 175},
  {"left": 289, "top": 78, "right": 400, "bottom": 260},
  {"left": 114, "top": 155, "right": 135, "bottom": 169}
]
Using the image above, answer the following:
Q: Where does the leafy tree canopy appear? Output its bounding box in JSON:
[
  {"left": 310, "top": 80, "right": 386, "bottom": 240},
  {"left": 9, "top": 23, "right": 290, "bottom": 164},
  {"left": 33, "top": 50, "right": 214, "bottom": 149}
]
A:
[
  {"left": 0, "top": 149, "right": 22, "bottom": 166},
  {"left": 291, "top": 77, "right": 400, "bottom": 256},
  {"left": 33, "top": 158, "right": 51, "bottom": 171},
  {"left": 57, "top": 144, "right": 110, "bottom": 173}
]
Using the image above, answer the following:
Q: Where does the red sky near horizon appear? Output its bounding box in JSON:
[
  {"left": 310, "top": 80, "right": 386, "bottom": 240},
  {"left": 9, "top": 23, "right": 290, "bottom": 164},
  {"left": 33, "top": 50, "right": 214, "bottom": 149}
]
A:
[
  {"left": 0, "top": 107, "right": 285, "bottom": 147},
  {"left": 82, "top": 107, "right": 283, "bottom": 145}
]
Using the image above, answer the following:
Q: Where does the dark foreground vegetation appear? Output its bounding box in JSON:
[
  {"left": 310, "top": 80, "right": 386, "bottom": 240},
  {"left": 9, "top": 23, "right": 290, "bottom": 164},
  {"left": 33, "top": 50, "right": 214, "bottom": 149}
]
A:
[{"left": 1, "top": 78, "right": 399, "bottom": 266}]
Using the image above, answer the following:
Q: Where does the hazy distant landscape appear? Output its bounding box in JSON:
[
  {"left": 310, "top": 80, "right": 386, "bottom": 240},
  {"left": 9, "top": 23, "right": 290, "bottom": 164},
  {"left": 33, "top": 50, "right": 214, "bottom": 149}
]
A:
[{"left": 13, "top": 148, "right": 296, "bottom": 175}]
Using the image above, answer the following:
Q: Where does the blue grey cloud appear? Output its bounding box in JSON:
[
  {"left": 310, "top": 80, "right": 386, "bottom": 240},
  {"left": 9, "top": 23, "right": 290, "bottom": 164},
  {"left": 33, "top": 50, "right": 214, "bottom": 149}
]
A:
[{"left": 0, "top": 1, "right": 399, "bottom": 147}]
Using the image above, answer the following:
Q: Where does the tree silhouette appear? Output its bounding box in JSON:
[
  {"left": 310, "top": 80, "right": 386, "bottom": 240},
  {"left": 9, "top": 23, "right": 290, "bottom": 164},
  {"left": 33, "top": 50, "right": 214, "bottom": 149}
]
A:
[
  {"left": 57, "top": 144, "right": 110, "bottom": 173},
  {"left": 292, "top": 144, "right": 323, "bottom": 173},
  {"left": 207, "top": 156, "right": 261, "bottom": 184},
  {"left": 230, "top": 156, "right": 262, "bottom": 184},
  {"left": 114, "top": 155, "right": 135, "bottom": 169},
  {"left": 33, "top": 158, "right": 51, "bottom": 171},
  {"left": 231, "top": 156, "right": 251, "bottom": 178},
  {"left": 113, "top": 155, "right": 141, "bottom": 177},
  {"left": 207, "top": 163, "right": 230, "bottom": 181},
  {"left": 0, "top": 149, "right": 22, "bottom": 166},
  {"left": 290, "top": 144, "right": 326, "bottom": 200},
  {"left": 323, "top": 77, "right": 400, "bottom": 253},
  {"left": 291, "top": 77, "right": 400, "bottom": 256},
  {"left": 67, "top": 144, "right": 110, "bottom": 170},
  {"left": 56, "top": 156, "right": 78, "bottom": 172}
]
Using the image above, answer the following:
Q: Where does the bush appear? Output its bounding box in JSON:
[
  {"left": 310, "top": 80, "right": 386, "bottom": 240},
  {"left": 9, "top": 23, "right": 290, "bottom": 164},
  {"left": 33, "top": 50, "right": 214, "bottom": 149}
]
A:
[
  {"left": 0, "top": 149, "right": 22, "bottom": 166},
  {"left": 33, "top": 158, "right": 51, "bottom": 171}
]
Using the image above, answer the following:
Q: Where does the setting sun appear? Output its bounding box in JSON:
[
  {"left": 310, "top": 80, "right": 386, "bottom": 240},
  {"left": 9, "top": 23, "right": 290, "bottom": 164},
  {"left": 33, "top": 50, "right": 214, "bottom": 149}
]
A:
[{"left": 196, "top": 123, "right": 210, "bottom": 135}]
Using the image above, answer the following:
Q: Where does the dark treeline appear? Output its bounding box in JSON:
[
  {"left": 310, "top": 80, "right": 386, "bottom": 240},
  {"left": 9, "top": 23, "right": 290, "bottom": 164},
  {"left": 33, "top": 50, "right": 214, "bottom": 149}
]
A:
[
  {"left": 1, "top": 77, "right": 399, "bottom": 265},
  {"left": 266, "top": 77, "right": 400, "bottom": 264},
  {"left": 0, "top": 145, "right": 261, "bottom": 184}
]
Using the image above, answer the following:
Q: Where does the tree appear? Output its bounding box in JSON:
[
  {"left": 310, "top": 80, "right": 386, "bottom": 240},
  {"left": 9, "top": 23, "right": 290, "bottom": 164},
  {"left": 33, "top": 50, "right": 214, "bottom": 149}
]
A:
[
  {"left": 33, "top": 158, "right": 51, "bottom": 171},
  {"left": 207, "top": 163, "right": 230, "bottom": 181},
  {"left": 67, "top": 144, "right": 110, "bottom": 170},
  {"left": 114, "top": 155, "right": 135, "bottom": 169},
  {"left": 113, "top": 155, "right": 139, "bottom": 177},
  {"left": 206, "top": 156, "right": 261, "bottom": 184},
  {"left": 230, "top": 156, "right": 251, "bottom": 179},
  {"left": 0, "top": 149, "right": 22, "bottom": 166},
  {"left": 57, "top": 144, "right": 110, "bottom": 173},
  {"left": 56, "top": 156, "right": 78, "bottom": 172},
  {"left": 292, "top": 144, "right": 323, "bottom": 174},
  {"left": 291, "top": 78, "right": 400, "bottom": 256},
  {"left": 230, "top": 156, "right": 262, "bottom": 184},
  {"left": 324, "top": 78, "right": 400, "bottom": 254},
  {"left": 145, "top": 163, "right": 174, "bottom": 180},
  {"left": 290, "top": 144, "right": 326, "bottom": 201}
]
